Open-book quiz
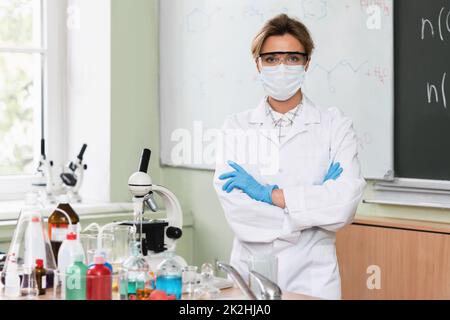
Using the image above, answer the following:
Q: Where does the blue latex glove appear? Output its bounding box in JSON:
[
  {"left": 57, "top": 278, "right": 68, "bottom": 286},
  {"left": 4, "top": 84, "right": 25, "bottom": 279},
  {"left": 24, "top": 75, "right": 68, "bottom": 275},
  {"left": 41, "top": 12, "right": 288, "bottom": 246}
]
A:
[
  {"left": 323, "top": 162, "right": 343, "bottom": 183},
  {"left": 219, "top": 161, "right": 279, "bottom": 205}
]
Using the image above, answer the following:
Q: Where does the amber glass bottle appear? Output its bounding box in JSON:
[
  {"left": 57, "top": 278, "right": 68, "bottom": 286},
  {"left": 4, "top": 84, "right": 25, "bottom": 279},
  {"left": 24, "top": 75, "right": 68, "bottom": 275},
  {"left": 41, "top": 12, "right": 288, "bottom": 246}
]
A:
[
  {"left": 35, "top": 259, "right": 46, "bottom": 295},
  {"left": 48, "top": 196, "right": 80, "bottom": 264}
]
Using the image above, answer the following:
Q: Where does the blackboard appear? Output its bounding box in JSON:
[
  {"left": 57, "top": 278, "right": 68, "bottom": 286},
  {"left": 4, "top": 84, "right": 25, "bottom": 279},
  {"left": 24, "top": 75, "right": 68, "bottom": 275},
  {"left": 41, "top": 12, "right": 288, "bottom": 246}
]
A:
[{"left": 395, "top": 0, "right": 450, "bottom": 181}]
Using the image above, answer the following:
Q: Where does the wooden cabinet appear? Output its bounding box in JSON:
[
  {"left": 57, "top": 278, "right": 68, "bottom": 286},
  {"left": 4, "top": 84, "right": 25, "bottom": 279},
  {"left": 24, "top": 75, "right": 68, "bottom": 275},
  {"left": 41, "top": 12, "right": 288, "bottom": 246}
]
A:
[{"left": 336, "top": 216, "right": 450, "bottom": 299}]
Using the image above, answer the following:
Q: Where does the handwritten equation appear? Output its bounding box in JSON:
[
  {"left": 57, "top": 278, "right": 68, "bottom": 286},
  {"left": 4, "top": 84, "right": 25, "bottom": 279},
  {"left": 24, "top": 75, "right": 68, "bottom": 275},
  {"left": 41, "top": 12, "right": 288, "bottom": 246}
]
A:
[
  {"left": 421, "top": 6, "right": 450, "bottom": 41},
  {"left": 421, "top": 6, "right": 449, "bottom": 109}
]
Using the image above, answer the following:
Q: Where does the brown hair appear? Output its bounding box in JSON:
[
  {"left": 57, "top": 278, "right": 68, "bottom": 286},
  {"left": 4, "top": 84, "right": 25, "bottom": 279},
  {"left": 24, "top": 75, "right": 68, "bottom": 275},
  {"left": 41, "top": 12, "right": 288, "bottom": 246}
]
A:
[{"left": 251, "top": 14, "right": 315, "bottom": 61}]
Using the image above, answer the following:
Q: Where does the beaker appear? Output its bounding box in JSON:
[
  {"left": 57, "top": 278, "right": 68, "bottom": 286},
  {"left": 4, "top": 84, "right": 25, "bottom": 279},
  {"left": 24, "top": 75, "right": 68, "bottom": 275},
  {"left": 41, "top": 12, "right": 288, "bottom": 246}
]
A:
[
  {"left": 79, "top": 233, "right": 97, "bottom": 265},
  {"left": 20, "top": 265, "right": 39, "bottom": 299},
  {"left": 103, "top": 225, "right": 135, "bottom": 269},
  {"left": 182, "top": 265, "right": 198, "bottom": 299},
  {"left": 80, "top": 225, "right": 135, "bottom": 270},
  {"left": 247, "top": 254, "right": 278, "bottom": 298}
]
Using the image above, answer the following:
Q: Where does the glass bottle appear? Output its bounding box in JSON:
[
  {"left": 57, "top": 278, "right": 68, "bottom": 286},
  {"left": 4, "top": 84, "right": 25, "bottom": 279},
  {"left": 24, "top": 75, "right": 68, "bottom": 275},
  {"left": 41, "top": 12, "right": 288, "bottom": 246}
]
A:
[
  {"left": 66, "top": 253, "right": 88, "bottom": 300},
  {"left": 86, "top": 255, "right": 112, "bottom": 300},
  {"left": 155, "top": 251, "right": 183, "bottom": 300},
  {"left": 193, "top": 263, "right": 220, "bottom": 300},
  {"left": 48, "top": 195, "right": 80, "bottom": 264},
  {"left": 35, "top": 259, "right": 47, "bottom": 295},
  {"left": 119, "top": 242, "right": 150, "bottom": 300}
]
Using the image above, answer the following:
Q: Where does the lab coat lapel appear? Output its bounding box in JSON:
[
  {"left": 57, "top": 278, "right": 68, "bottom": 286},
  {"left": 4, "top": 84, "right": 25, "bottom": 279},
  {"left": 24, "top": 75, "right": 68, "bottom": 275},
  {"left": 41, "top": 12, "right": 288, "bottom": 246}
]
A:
[
  {"left": 248, "top": 98, "right": 280, "bottom": 147},
  {"left": 248, "top": 95, "right": 321, "bottom": 147},
  {"left": 281, "top": 94, "right": 321, "bottom": 147}
]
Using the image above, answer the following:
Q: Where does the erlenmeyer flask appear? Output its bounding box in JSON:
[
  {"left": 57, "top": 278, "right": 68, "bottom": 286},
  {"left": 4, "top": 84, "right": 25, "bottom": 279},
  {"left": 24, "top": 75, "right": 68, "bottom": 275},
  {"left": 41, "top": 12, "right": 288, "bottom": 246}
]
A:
[
  {"left": 24, "top": 216, "right": 47, "bottom": 267},
  {"left": 3, "top": 193, "right": 57, "bottom": 296}
]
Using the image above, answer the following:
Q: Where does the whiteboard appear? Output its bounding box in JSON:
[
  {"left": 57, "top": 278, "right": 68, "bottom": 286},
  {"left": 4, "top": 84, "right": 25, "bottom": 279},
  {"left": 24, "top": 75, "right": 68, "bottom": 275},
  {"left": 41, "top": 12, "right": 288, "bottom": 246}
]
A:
[{"left": 160, "top": 0, "right": 394, "bottom": 179}]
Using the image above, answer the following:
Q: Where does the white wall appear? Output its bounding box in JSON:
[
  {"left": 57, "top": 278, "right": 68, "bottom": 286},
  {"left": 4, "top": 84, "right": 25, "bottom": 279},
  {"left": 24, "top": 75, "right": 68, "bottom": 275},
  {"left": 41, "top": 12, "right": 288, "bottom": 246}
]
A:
[{"left": 65, "top": 0, "right": 111, "bottom": 202}]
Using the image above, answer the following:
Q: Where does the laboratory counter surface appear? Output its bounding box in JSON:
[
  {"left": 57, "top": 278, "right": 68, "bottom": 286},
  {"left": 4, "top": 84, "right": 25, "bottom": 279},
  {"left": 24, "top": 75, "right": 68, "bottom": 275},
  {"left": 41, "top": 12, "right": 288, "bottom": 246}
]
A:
[
  {"left": 216, "top": 287, "right": 319, "bottom": 300},
  {"left": 0, "top": 287, "right": 319, "bottom": 301}
]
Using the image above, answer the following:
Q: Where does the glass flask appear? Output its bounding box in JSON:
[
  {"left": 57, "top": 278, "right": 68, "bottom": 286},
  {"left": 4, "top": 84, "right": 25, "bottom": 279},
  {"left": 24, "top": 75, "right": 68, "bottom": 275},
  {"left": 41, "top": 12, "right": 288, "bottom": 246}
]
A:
[
  {"left": 155, "top": 251, "right": 183, "bottom": 300},
  {"left": 2, "top": 193, "right": 57, "bottom": 296},
  {"left": 119, "top": 242, "right": 151, "bottom": 300},
  {"left": 193, "top": 263, "right": 220, "bottom": 300}
]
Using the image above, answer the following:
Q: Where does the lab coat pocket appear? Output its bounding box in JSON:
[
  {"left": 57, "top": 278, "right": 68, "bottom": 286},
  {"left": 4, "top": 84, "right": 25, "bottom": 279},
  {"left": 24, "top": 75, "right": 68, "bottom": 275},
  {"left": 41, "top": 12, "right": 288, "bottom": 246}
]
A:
[{"left": 310, "top": 244, "right": 341, "bottom": 300}]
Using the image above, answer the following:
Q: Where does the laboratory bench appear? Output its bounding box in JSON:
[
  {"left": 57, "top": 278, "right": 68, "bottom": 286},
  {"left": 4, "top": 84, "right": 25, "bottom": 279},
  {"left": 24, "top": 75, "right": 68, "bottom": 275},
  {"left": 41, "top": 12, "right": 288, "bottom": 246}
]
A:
[
  {"left": 217, "top": 287, "right": 318, "bottom": 300},
  {"left": 0, "top": 287, "right": 318, "bottom": 301},
  {"left": 0, "top": 201, "right": 195, "bottom": 264}
]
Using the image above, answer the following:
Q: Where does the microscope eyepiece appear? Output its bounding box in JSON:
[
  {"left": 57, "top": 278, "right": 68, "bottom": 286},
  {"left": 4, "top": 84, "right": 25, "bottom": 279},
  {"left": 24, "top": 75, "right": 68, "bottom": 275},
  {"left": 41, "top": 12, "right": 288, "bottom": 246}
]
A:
[
  {"left": 77, "top": 144, "right": 88, "bottom": 160},
  {"left": 40, "top": 139, "right": 46, "bottom": 159},
  {"left": 139, "top": 148, "right": 152, "bottom": 173}
]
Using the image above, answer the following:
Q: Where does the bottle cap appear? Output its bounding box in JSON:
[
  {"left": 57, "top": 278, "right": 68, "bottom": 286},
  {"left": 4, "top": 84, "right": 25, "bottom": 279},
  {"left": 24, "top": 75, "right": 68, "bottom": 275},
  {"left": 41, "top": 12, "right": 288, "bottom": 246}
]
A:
[
  {"left": 36, "top": 259, "right": 44, "bottom": 268},
  {"left": 66, "top": 232, "right": 77, "bottom": 240},
  {"left": 93, "top": 255, "right": 105, "bottom": 265}
]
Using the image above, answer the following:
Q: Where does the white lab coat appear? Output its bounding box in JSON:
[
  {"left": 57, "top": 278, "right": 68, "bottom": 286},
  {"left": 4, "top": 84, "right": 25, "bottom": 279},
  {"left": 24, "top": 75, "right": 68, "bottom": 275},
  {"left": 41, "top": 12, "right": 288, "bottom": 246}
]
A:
[{"left": 213, "top": 94, "right": 366, "bottom": 300}]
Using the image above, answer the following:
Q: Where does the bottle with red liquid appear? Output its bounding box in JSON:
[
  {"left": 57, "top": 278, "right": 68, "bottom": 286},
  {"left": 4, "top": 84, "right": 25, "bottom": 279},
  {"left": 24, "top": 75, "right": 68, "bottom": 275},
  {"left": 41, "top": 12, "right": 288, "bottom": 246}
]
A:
[{"left": 86, "top": 255, "right": 112, "bottom": 300}]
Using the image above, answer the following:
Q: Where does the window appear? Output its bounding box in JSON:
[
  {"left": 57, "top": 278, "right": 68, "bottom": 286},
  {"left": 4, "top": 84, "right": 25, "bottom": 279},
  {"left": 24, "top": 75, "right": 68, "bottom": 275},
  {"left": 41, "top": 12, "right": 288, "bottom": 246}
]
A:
[
  {"left": 0, "top": 0, "right": 65, "bottom": 200},
  {"left": 0, "top": 0, "right": 43, "bottom": 176}
]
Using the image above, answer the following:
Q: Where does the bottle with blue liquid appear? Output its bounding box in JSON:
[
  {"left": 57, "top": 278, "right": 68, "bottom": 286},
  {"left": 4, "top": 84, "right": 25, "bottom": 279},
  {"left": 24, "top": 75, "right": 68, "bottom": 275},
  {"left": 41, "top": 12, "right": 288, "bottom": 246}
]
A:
[{"left": 155, "top": 251, "right": 183, "bottom": 300}]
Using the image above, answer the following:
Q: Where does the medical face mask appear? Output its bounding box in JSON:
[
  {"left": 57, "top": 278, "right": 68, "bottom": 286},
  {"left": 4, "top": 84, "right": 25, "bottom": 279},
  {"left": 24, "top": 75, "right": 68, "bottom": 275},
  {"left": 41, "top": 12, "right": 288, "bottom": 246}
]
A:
[{"left": 259, "top": 64, "right": 306, "bottom": 101}]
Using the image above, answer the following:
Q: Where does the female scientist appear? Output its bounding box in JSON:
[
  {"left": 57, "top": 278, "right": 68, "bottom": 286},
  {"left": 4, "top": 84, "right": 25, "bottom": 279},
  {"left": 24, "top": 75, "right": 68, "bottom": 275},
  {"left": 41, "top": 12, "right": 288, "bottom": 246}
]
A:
[{"left": 213, "top": 14, "right": 366, "bottom": 300}]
